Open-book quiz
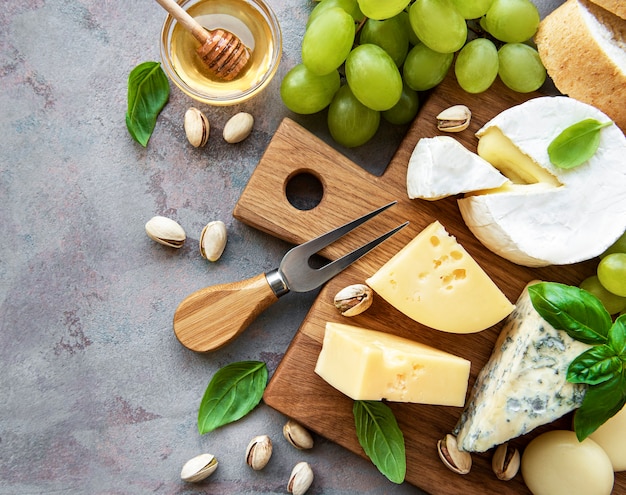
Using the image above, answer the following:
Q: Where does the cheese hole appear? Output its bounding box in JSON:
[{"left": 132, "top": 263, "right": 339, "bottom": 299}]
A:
[
  {"left": 451, "top": 250, "right": 463, "bottom": 260},
  {"left": 429, "top": 235, "right": 441, "bottom": 247},
  {"left": 441, "top": 269, "right": 467, "bottom": 289}
]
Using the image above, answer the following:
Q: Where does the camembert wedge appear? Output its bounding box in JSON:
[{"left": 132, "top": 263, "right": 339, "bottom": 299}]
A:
[
  {"left": 407, "top": 136, "right": 509, "bottom": 200},
  {"left": 366, "top": 221, "right": 514, "bottom": 333},
  {"left": 315, "top": 322, "right": 471, "bottom": 406},
  {"left": 454, "top": 281, "right": 591, "bottom": 453}
]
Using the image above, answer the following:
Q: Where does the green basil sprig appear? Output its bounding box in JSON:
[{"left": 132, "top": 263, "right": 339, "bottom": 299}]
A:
[
  {"left": 547, "top": 118, "right": 612, "bottom": 170},
  {"left": 529, "top": 282, "right": 626, "bottom": 440},
  {"left": 198, "top": 361, "right": 268, "bottom": 434},
  {"left": 353, "top": 400, "right": 406, "bottom": 484},
  {"left": 126, "top": 61, "right": 170, "bottom": 147}
]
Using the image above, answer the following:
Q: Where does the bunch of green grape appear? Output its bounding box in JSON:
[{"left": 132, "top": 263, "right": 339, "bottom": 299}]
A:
[
  {"left": 280, "top": 0, "right": 547, "bottom": 148},
  {"left": 579, "top": 231, "right": 626, "bottom": 316}
]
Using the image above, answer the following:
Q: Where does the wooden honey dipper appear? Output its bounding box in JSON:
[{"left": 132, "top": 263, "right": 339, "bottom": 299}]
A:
[{"left": 156, "top": 0, "right": 251, "bottom": 81}]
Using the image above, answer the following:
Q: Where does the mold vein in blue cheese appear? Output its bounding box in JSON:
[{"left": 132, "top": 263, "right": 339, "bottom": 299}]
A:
[{"left": 453, "top": 281, "right": 591, "bottom": 453}]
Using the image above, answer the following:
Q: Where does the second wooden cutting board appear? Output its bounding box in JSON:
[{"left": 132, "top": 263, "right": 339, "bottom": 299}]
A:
[{"left": 232, "top": 75, "right": 618, "bottom": 494}]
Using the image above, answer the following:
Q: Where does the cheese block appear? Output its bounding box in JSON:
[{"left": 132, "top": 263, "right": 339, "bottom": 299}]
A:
[
  {"left": 453, "top": 281, "right": 591, "bottom": 453},
  {"left": 406, "top": 136, "right": 509, "bottom": 200},
  {"left": 314, "top": 322, "right": 471, "bottom": 406},
  {"left": 366, "top": 221, "right": 514, "bottom": 333},
  {"left": 458, "top": 96, "right": 626, "bottom": 267},
  {"left": 535, "top": 0, "right": 626, "bottom": 131}
]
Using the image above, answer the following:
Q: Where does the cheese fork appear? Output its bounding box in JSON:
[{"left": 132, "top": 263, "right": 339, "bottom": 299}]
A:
[{"left": 173, "top": 202, "right": 408, "bottom": 353}]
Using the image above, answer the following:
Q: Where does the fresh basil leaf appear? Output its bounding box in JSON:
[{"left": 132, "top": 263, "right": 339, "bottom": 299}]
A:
[
  {"left": 567, "top": 345, "right": 621, "bottom": 385},
  {"left": 573, "top": 370, "right": 626, "bottom": 441},
  {"left": 198, "top": 361, "right": 267, "bottom": 434},
  {"left": 609, "top": 316, "right": 626, "bottom": 357},
  {"left": 548, "top": 118, "right": 612, "bottom": 169},
  {"left": 528, "top": 282, "right": 611, "bottom": 345},
  {"left": 353, "top": 400, "right": 406, "bottom": 484},
  {"left": 126, "top": 61, "right": 170, "bottom": 147}
]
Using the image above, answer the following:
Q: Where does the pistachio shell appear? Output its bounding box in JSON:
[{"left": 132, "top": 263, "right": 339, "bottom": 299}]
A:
[
  {"left": 333, "top": 284, "right": 373, "bottom": 317},
  {"left": 145, "top": 216, "right": 186, "bottom": 248},
  {"left": 223, "top": 112, "right": 254, "bottom": 143},
  {"left": 245, "top": 434, "right": 273, "bottom": 470},
  {"left": 199, "top": 220, "right": 227, "bottom": 261},
  {"left": 184, "top": 107, "right": 210, "bottom": 147},
  {"left": 283, "top": 419, "right": 314, "bottom": 450},
  {"left": 436, "top": 105, "right": 471, "bottom": 132},
  {"left": 437, "top": 434, "right": 472, "bottom": 475},
  {"left": 492, "top": 442, "right": 520, "bottom": 481},
  {"left": 180, "top": 453, "right": 218, "bottom": 482},
  {"left": 287, "top": 461, "right": 314, "bottom": 495}
]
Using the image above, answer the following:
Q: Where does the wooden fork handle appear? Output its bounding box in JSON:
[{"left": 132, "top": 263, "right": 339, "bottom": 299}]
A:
[{"left": 173, "top": 273, "right": 279, "bottom": 352}]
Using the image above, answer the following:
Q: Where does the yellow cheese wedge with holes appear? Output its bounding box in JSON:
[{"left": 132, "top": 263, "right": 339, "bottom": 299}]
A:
[
  {"left": 366, "top": 220, "right": 514, "bottom": 333},
  {"left": 314, "top": 322, "right": 471, "bottom": 406}
]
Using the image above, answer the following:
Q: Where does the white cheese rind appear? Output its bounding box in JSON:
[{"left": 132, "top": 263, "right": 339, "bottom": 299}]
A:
[
  {"left": 453, "top": 281, "right": 591, "bottom": 453},
  {"left": 406, "top": 136, "right": 508, "bottom": 200},
  {"left": 458, "top": 96, "right": 626, "bottom": 267}
]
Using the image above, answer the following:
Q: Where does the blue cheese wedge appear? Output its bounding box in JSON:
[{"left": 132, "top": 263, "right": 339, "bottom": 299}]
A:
[
  {"left": 453, "top": 281, "right": 591, "bottom": 453},
  {"left": 406, "top": 136, "right": 509, "bottom": 200}
]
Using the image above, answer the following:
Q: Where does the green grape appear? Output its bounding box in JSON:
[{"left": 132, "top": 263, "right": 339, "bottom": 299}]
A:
[
  {"left": 345, "top": 44, "right": 403, "bottom": 111},
  {"left": 450, "top": 0, "right": 494, "bottom": 19},
  {"left": 328, "top": 84, "right": 380, "bottom": 147},
  {"left": 307, "top": 0, "right": 364, "bottom": 26},
  {"left": 280, "top": 64, "right": 340, "bottom": 114},
  {"left": 409, "top": 0, "right": 467, "bottom": 53},
  {"left": 359, "top": 15, "right": 409, "bottom": 67},
  {"left": 455, "top": 38, "right": 499, "bottom": 94},
  {"left": 497, "top": 43, "right": 546, "bottom": 93},
  {"left": 580, "top": 276, "right": 626, "bottom": 315},
  {"left": 382, "top": 83, "right": 419, "bottom": 125},
  {"left": 398, "top": 11, "right": 420, "bottom": 46},
  {"left": 403, "top": 42, "right": 454, "bottom": 91},
  {"left": 597, "top": 253, "right": 626, "bottom": 297},
  {"left": 483, "top": 0, "right": 540, "bottom": 43},
  {"left": 302, "top": 7, "right": 356, "bottom": 75},
  {"left": 357, "top": 0, "right": 411, "bottom": 20},
  {"left": 601, "top": 230, "right": 626, "bottom": 258}
]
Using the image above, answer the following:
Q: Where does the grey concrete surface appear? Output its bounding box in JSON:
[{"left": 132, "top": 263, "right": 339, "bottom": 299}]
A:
[{"left": 1, "top": 1, "right": 562, "bottom": 494}]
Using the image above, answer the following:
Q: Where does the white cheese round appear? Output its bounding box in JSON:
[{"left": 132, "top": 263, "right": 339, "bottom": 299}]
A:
[
  {"left": 521, "top": 430, "right": 614, "bottom": 495},
  {"left": 589, "top": 403, "right": 626, "bottom": 471},
  {"left": 458, "top": 96, "right": 626, "bottom": 267}
]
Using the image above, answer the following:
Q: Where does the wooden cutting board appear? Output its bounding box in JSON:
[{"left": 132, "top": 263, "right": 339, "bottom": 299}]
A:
[{"left": 233, "top": 75, "right": 624, "bottom": 494}]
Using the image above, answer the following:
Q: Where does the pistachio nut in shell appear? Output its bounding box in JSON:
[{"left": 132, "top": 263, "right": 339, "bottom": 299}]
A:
[
  {"left": 184, "top": 107, "right": 210, "bottom": 147},
  {"left": 492, "top": 442, "right": 520, "bottom": 481},
  {"left": 223, "top": 112, "right": 254, "bottom": 143},
  {"left": 145, "top": 216, "right": 186, "bottom": 248},
  {"left": 437, "top": 434, "right": 472, "bottom": 475},
  {"left": 283, "top": 419, "right": 314, "bottom": 450},
  {"left": 333, "top": 284, "right": 373, "bottom": 317},
  {"left": 199, "top": 220, "right": 227, "bottom": 261},
  {"left": 436, "top": 105, "right": 471, "bottom": 132},
  {"left": 180, "top": 453, "right": 218, "bottom": 482},
  {"left": 245, "top": 434, "right": 273, "bottom": 470},
  {"left": 287, "top": 461, "right": 314, "bottom": 495}
]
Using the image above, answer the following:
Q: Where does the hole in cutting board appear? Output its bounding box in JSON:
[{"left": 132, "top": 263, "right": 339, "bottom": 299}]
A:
[{"left": 285, "top": 171, "right": 324, "bottom": 211}]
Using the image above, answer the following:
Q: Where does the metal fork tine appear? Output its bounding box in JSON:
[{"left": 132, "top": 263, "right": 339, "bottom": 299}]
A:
[
  {"left": 290, "top": 201, "right": 398, "bottom": 259},
  {"left": 311, "top": 221, "right": 409, "bottom": 285},
  {"left": 279, "top": 199, "right": 408, "bottom": 292}
]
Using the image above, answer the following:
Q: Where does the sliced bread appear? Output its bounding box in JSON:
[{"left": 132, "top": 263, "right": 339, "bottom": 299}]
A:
[
  {"left": 535, "top": 0, "right": 626, "bottom": 131},
  {"left": 588, "top": 0, "right": 626, "bottom": 19}
]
